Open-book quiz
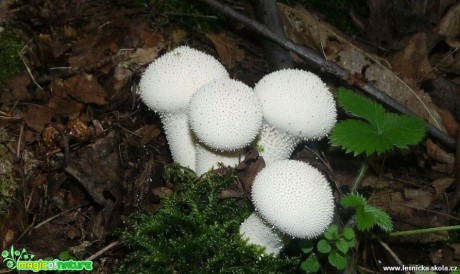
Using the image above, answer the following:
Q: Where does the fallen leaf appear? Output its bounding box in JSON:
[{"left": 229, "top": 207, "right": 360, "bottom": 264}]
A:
[
  {"left": 235, "top": 149, "right": 265, "bottom": 196},
  {"left": 436, "top": 3, "right": 460, "bottom": 38},
  {"left": 426, "top": 139, "right": 455, "bottom": 173},
  {"left": 207, "top": 32, "right": 245, "bottom": 69},
  {"left": 279, "top": 3, "right": 447, "bottom": 132}
]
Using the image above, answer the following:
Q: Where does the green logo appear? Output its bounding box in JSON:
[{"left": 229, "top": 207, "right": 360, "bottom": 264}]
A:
[{"left": 2, "top": 245, "right": 93, "bottom": 272}]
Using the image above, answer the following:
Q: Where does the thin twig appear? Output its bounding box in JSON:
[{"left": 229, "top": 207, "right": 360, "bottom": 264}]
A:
[
  {"left": 377, "top": 240, "right": 411, "bottom": 274},
  {"left": 85, "top": 241, "right": 120, "bottom": 261},
  {"left": 196, "top": 0, "right": 456, "bottom": 151},
  {"left": 34, "top": 203, "right": 90, "bottom": 229}
]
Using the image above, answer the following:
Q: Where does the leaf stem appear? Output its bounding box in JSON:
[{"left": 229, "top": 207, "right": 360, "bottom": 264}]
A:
[
  {"left": 351, "top": 161, "right": 369, "bottom": 193},
  {"left": 389, "top": 225, "right": 460, "bottom": 237}
]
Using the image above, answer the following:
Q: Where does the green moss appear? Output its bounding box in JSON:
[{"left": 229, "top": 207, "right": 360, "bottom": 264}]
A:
[
  {"left": 0, "top": 28, "right": 24, "bottom": 84},
  {"left": 117, "top": 164, "right": 299, "bottom": 273}
]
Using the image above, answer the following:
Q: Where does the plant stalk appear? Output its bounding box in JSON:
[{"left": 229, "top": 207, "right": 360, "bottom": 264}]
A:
[
  {"left": 389, "top": 225, "right": 460, "bottom": 237},
  {"left": 351, "top": 161, "right": 369, "bottom": 193}
]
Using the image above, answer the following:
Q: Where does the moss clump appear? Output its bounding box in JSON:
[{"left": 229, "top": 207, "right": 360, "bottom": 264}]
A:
[
  {"left": 117, "top": 164, "right": 299, "bottom": 273},
  {"left": 0, "top": 28, "right": 24, "bottom": 84}
]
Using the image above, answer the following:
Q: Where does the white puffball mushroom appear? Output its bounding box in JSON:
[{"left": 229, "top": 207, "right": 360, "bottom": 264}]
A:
[
  {"left": 239, "top": 212, "right": 283, "bottom": 256},
  {"left": 189, "top": 78, "right": 263, "bottom": 151},
  {"left": 139, "top": 45, "right": 229, "bottom": 114},
  {"left": 138, "top": 46, "right": 229, "bottom": 171},
  {"left": 254, "top": 69, "right": 337, "bottom": 140},
  {"left": 252, "top": 160, "right": 335, "bottom": 239},
  {"left": 195, "top": 144, "right": 241, "bottom": 176},
  {"left": 255, "top": 123, "right": 298, "bottom": 165},
  {"left": 161, "top": 113, "right": 197, "bottom": 171}
]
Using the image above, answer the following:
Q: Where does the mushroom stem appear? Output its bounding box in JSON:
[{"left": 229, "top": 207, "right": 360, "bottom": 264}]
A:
[
  {"left": 195, "top": 143, "right": 242, "bottom": 176},
  {"left": 162, "top": 112, "right": 197, "bottom": 171},
  {"left": 239, "top": 212, "right": 284, "bottom": 256},
  {"left": 254, "top": 122, "right": 299, "bottom": 165}
]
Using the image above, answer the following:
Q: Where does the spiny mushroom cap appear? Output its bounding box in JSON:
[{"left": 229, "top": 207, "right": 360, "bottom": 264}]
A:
[
  {"left": 255, "top": 123, "right": 299, "bottom": 165},
  {"left": 254, "top": 69, "right": 337, "bottom": 140},
  {"left": 239, "top": 212, "right": 283, "bottom": 256},
  {"left": 139, "top": 46, "right": 229, "bottom": 114},
  {"left": 188, "top": 78, "right": 263, "bottom": 151},
  {"left": 252, "top": 160, "right": 335, "bottom": 239}
]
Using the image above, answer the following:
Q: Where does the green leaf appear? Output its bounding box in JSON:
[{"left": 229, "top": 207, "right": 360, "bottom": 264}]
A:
[
  {"left": 331, "top": 88, "right": 426, "bottom": 156},
  {"left": 337, "top": 87, "right": 386, "bottom": 128},
  {"left": 301, "top": 241, "right": 315, "bottom": 254},
  {"left": 317, "top": 239, "right": 332, "bottom": 254},
  {"left": 366, "top": 205, "right": 393, "bottom": 232},
  {"left": 342, "top": 227, "right": 355, "bottom": 241},
  {"left": 58, "top": 251, "right": 72, "bottom": 260},
  {"left": 328, "top": 250, "right": 348, "bottom": 270},
  {"left": 380, "top": 113, "right": 426, "bottom": 149},
  {"left": 340, "top": 193, "right": 367, "bottom": 209},
  {"left": 324, "top": 225, "right": 339, "bottom": 241},
  {"left": 355, "top": 206, "right": 376, "bottom": 231},
  {"left": 301, "top": 256, "right": 320, "bottom": 273},
  {"left": 335, "top": 238, "right": 349, "bottom": 254}
]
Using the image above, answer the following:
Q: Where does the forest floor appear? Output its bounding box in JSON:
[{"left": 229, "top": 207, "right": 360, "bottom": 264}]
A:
[{"left": 0, "top": 0, "right": 460, "bottom": 273}]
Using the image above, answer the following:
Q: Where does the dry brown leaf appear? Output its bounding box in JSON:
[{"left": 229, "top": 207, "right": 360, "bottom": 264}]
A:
[
  {"left": 21, "top": 104, "right": 55, "bottom": 132},
  {"left": 278, "top": 3, "right": 446, "bottom": 132},
  {"left": 436, "top": 3, "right": 460, "bottom": 38},
  {"left": 389, "top": 33, "right": 434, "bottom": 81},
  {"left": 235, "top": 149, "right": 265, "bottom": 196},
  {"left": 207, "top": 32, "right": 245, "bottom": 69},
  {"left": 426, "top": 139, "right": 455, "bottom": 173}
]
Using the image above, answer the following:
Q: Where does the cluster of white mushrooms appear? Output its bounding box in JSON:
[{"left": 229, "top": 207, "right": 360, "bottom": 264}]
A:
[{"left": 139, "top": 46, "right": 337, "bottom": 256}]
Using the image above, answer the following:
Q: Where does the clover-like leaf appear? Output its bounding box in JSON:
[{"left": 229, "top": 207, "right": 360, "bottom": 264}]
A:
[
  {"left": 336, "top": 238, "right": 349, "bottom": 254},
  {"left": 301, "top": 255, "right": 320, "bottom": 273},
  {"left": 2, "top": 250, "right": 9, "bottom": 258},
  {"left": 301, "top": 241, "right": 315, "bottom": 254},
  {"left": 330, "top": 88, "right": 426, "bottom": 156},
  {"left": 324, "top": 225, "right": 339, "bottom": 241},
  {"left": 342, "top": 227, "right": 355, "bottom": 242},
  {"left": 317, "top": 239, "right": 332, "bottom": 254},
  {"left": 328, "top": 250, "right": 348, "bottom": 270}
]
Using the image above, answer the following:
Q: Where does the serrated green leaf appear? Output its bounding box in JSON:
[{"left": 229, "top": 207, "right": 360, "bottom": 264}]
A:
[
  {"left": 317, "top": 239, "right": 332, "bottom": 254},
  {"left": 337, "top": 88, "right": 386, "bottom": 128},
  {"left": 380, "top": 113, "right": 426, "bottom": 149},
  {"left": 301, "top": 256, "right": 320, "bottom": 273},
  {"left": 330, "top": 120, "right": 396, "bottom": 156},
  {"left": 366, "top": 205, "right": 393, "bottom": 232},
  {"left": 340, "top": 193, "right": 367, "bottom": 209},
  {"left": 335, "top": 238, "right": 349, "bottom": 254},
  {"left": 328, "top": 250, "right": 348, "bottom": 270},
  {"left": 342, "top": 227, "right": 355, "bottom": 241},
  {"left": 331, "top": 88, "right": 426, "bottom": 156},
  {"left": 301, "top": 241, "right": 315, "bottom": 254},
  {"left": 355, "top": 206, "right": 376, "bottom": 231}
]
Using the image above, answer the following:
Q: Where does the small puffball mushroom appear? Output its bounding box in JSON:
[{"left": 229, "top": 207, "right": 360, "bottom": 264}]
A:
[
  {"left": 139, "top": 46, "right": 229, "bottom": 171},
  {"left": 239, "top": 212, "right": 283, "bottom": 256},
  {"left": 189, "top": 78, "right": 263, "bottom": 151},
  {"left": 162, "top": 113, "right": 197, "bottom": 170},
  {"left": 254, "top": 69, "right": 337, "bottom": 140},
  {"left": 252, "top": 160, "right": 335, "bottom": 239},
  {"left": 256, "top": 123, "right": 298, "bottom": 165},
  {"left": 195, "top": 144, "right": 241, "bottom": 176},
  {"left": 139, "top": 46, "right": 229, "bottom": 114},
  {"left": 253, "top": 69, "right": 337, "bottom": 165}
]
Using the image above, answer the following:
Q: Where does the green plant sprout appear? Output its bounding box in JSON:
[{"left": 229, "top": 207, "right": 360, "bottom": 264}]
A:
[
  {"left": 340, "top": 193, "right": 393, "bottom": 232},
  {"left": 117, "top": 164, "right": 299, "bottom": 273},
  {"left": 300, "top": 225, "right": 355, "bottom": 272},
  {"left": 330, "top": 87, "right": 426, "bottom": 192}
]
